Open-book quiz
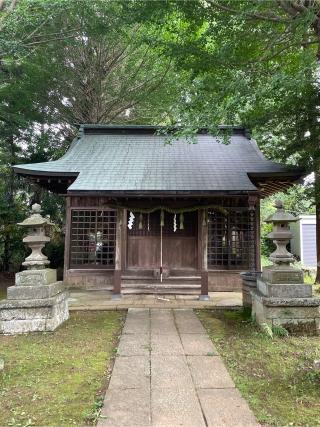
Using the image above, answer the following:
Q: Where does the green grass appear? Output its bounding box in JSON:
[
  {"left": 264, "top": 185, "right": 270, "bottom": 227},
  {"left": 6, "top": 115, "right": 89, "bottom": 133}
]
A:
[
  {"left": 197, "top": 310, "right": 320, "bottom": 427},
  {"left": 0, "top": 311, "right": 125, "bottom": 427}
]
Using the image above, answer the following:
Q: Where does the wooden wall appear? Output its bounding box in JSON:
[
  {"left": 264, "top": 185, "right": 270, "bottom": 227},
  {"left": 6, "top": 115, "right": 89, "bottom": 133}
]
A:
[
  {"left": 127, "top": 236, "right": 197, "bottom": 269},
  {"left": 64, "top": 194, "right": 259, "bottom": 292},
  {"left": 65, "top": 269, "right": 114, "bottom": 289},
  {"left": 208, "top": 270, "right": 242, "bottom": 292}
]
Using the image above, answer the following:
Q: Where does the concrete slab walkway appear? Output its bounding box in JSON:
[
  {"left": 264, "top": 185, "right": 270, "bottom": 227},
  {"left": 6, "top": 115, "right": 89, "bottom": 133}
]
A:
[{"left": 97, "top": 309, "right": 259, "bottom": 427}]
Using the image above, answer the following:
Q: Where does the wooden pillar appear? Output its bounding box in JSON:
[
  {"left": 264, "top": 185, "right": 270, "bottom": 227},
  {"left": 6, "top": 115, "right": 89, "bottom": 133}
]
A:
[
  {"left": 200, "top": 270, "right": 209, "bottom": 299},
  {"left": 248, "top": 195, "right": 258, "bottom": 272},
  {"left": 63, "top": 196, "right": 71, "bottom": 284},
  {"left": 113, "top": 208, "right": 123, "bottom": 299},
  {"left": 199, "top": 209, "right": 209, "bottom": 300},
  {"left": 197, "top": 211, "right": 203, "bottom": 271},
  {"left": 121, "top": 209, "right": 127, "bottom": 271},
  {"left": 255, "top": 198, "right": 261, "bottom": 272}
]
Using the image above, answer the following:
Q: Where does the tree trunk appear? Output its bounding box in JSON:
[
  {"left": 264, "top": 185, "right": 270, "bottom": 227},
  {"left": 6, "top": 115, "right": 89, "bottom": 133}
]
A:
[
  {"left": 315, "top": 170, "right": 320, "bottom": 283},
  {"left": 1, "top": 137, "right": 16, "bottom": 272},
  {"left": 2, "top": 238, "right": 10, "bottom": 272}
]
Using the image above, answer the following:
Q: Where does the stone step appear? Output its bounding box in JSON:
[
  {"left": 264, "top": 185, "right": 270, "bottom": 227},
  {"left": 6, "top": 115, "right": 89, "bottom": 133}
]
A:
[
  {"left": 122, "top": 282, "right": 201, "bottom": 289},
  {"left": 122, "top": 270, "right": 200, "bottom": 277},
  {"left": 121, "top": 282, "right": 201, "bottom": 295},
  {"left": 121, "top": 288, "right": 200, "bottom": 295},
  {"left": 122, "top": 275, "right": 201, "bottom": 280},
  {"left": 121, "top": 277, "right": 201, "bottom": 285}
]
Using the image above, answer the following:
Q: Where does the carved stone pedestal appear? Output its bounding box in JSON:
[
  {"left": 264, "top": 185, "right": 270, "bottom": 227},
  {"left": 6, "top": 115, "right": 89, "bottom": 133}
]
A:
[{"left": 0, "top": 269, "right": 69, "bottom": 335}]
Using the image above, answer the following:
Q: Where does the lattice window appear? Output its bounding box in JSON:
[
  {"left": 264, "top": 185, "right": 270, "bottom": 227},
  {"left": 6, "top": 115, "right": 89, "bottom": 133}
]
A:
[
  {"left": 70, "top": 209, "right": 116, "bottom": 268},
  {"left": 207, "top": 209, "right": 254, "bottom": 269}
]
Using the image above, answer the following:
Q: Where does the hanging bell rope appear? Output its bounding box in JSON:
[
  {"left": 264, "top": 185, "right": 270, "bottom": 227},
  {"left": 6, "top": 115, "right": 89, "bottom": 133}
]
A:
[
  {"left": 179, "top": 213, "right": 184, "bottom": 230},
  {"left": 202, "top": 208, "right": 208, "bottom": 226},
  {"left": 117, "top": 209, "right": 123, "bottom": 226},
  {"left": 160, "top": 210, "right": 165, "bottom": 227},
  {"left": 138, "top": 213, "right": 143, "bottom": 230},
  {"left": 160, "top": 210, "right": 164, "bottom": 283}
]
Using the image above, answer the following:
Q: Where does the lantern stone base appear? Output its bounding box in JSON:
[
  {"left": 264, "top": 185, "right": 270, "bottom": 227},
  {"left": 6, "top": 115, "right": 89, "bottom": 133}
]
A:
[
  {"left": 0, "top": 269, "right": 69, "bottom": 335},
  {"left": 257, "top": 279, "right": 313, "bottom": 299},
  {"left": 251, "top": 285, "right": 320, "bottom": 335},
  {"left": 15, "top": 268, "right": 57, "bottom": 286},
  {"left": 261, "top": 265, "right": 304, "bottom": 285}
]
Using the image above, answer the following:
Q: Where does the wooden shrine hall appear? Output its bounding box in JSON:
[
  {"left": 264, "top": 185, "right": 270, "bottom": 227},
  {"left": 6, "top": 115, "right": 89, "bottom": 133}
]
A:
[{"left": 14, "top": 125, "right": 304, "bottom": 299}]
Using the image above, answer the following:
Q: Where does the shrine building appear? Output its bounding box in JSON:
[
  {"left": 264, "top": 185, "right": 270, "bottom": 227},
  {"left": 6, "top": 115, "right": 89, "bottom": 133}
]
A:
[{"left": 13, "top": 125, "right": 304, "bottom": 299}]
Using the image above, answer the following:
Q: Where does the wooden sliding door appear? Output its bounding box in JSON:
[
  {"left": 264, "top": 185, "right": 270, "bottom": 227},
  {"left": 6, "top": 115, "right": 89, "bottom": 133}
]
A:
[{"left": 127, "top": 210, "right": 198, "bottom": 270}]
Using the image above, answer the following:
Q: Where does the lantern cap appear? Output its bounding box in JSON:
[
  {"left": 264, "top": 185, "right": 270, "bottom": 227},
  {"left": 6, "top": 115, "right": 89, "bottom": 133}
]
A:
[
  {"left": 265, "top": 200, "right": 297, "bottom": 224},
  {"left": 17, "top": 203, "right": 54, "bottom": 227}
]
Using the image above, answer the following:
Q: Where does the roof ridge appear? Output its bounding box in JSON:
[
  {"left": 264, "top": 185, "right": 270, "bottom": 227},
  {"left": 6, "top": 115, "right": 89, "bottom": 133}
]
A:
[{"left": 79, "top": 124, "right": 249, "bottom": 137}]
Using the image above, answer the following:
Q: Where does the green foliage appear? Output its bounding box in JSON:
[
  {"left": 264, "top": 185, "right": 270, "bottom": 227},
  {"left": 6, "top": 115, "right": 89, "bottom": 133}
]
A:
[
  {"left": 260, "top": 222, "right": 274, "bottom": 257},
  {"left": 306, "top": 370, "right": 320, "bottom": 385},
  {"left": 261, "top": 255, "right": 272, "bottom": 267},
  {"left": 271, "top": 324, "right": 290, "bottom": 338},
  {"left": 223, "top": 307, "right": 252, "bottom": 322},
  {"left": 0, "top": 0, "right": 318, "bottom": 271},
  {"left": 0, "top": 0, "right": 183, "bottom": 271},
  {"left": 261, "top": 185, "right": 315, "bottom": 222},
  {"left": 261, "top": 322, "right": 274, "bottom": 339},
  {"left": 260, "top": 322, "right": 289, "bottom": 339},
  {"left": 133, "top": 0, "right": 319, "bottom": 269},
  {"left": 84, "top": 396, "right": 104, "bottom": 424}
]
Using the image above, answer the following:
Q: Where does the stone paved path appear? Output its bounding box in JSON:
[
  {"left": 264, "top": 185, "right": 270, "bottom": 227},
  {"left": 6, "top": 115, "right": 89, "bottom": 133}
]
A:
[{"left": 97, "top": 309, "right": 259, "bottom": 427}]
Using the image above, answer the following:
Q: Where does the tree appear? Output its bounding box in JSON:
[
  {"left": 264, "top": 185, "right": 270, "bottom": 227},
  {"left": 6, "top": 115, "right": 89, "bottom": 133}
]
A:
[
  {"left": 0, "top": 0, "right": 183, "bottom": 271},
  {"left": 131, "top": 0, "right": 320, "bottom": 280},
  {"left": 34, "top": 22, "right": 174, "bottom": 129}
]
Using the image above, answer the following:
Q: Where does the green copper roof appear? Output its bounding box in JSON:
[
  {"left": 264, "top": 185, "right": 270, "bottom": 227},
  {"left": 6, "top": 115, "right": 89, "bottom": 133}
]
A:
[{"left": 14, "top": 125, "right": 302, "bottom": 193}]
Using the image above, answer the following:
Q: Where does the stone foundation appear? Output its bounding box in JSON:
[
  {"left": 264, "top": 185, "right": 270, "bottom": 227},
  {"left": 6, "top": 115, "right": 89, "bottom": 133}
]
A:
[
  {"left": 0, "top": 269, "right": 69, "bottom": 335},
  {"left": 65, "top": 269, "right": 243, "bottom": 292},
  {"left": 251, "top": 290, "right": 320, "bottom": 335},
  {"left": 240, "top": 272, "right": 260, "bottom": 307},
  {"left": 0, "top": 291, "right": 69, "bottom": 334},
  {"left": 251, "top": 271, "right": 320, "bottom": 335}
]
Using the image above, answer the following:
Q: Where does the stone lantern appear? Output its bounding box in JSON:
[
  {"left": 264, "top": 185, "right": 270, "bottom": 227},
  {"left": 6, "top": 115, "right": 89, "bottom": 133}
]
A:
[
  {"left": 0, "top": 204, "right": 69, "bottom": 334},
  {"left": 251, "top": 200, "right": 320, "bottom": 335},
  {"left": 262, "top": 200, "right": 304, "bottom": 284},
  {"left": 18, "top": 203, "right": 52, "bottom": 270},
  {"left": 266, "top": 200, "right": 297, "bottom": 266}
]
